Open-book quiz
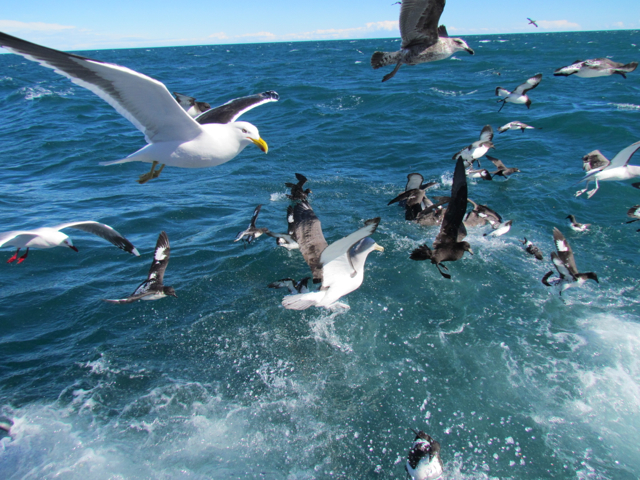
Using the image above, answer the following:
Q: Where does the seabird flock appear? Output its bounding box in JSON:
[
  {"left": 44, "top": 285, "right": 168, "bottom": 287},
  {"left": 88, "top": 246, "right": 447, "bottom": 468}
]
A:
[{"left": 0, "top": 0, "right": 638, "bottom": 476}]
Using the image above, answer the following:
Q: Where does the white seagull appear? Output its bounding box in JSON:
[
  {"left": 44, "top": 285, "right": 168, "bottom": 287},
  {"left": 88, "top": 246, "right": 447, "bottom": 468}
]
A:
[
  {"left": 104, "top": 231, "right": 176, "bottom": 303},
  {"left": 0, "top": 221, "right": 139, "bottom": 263},
  {"left": 0, "top": 32, "right": 277, "bottom": 184},
  {"left": 495, "top": 74, "right": 542, "bottom": 112},
  {"left": 279, "top": 201, "right": 383, "bottom": 310},
  {"left": 575, "top": 141, "right": 640, "bottom": 198}
]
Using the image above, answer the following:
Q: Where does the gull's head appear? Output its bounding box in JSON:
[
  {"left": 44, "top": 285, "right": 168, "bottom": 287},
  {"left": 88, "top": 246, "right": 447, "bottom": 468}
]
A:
[
  {"left": 234, "top": 121, "right": 268, "bottom": 153},
  {"left": 63, "top": 237, "right": 78, "bottom": 252},
  {"left": 452, "top": 38, "right": 474, "bottom": 55}
]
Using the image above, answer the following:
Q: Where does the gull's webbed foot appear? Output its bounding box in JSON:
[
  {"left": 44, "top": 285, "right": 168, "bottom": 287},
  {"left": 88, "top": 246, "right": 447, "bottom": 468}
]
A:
[{"left": 138, "top": 161, "right": 165, "bottom": 184}]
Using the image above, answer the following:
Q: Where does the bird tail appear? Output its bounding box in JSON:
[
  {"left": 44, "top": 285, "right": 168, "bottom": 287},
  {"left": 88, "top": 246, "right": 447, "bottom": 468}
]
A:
[
  {"left": 371, "top": 51, "right": 401, "bottom": 69},
  {"left": 281, "top": 291, "right": 325, "bottom": 310},
  {"left": 410, "top": 245, "right": 433, "bottom": 261},
  {"left": 615, "top": 62, "right": 638, "bottom": 78}
]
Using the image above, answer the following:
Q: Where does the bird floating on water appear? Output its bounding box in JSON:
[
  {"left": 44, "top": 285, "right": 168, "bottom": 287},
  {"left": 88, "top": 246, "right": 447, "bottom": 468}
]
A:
[
  {"left": 0, "top": 31, "right": 276, "bottom": 184},
  {"left": 542, "top": 228, "right": 598, "bottom": 295},
  {"left": 405, "top": 430, "right": 444, "bottom": 480},
  {"left": 0, "top": 221, "right": 139, "bottom": 264},
  {"left": 495, "top": 74, "right": 542, "bottom": 112},
  {"left": 554, "top": 58, "right": 638, "bottom": 79},
  {"left": 371, "top": 0, "right": 474, "bottom": 82},
  {"left": 521, "top": 238, "right": 543, "bottom": 261},
  {"left": 575, "top": 141, "right": 640, "bottom": 198},
  {"left": 104, "top": 231, "right": 177, "bottom": 303},
  {"left": 566, "top": 215, "right": 590, "bottom": 232}
]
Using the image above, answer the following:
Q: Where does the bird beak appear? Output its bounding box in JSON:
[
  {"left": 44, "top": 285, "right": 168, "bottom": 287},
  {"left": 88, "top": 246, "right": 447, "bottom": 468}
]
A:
[
  {"left": 250, "top": 137, "right": 268, "bottom": 153},
  {"left": 468, "top": 248, "right": 474, "bottom": 255},
  {"left": 69, "top": 245, "right": 79, "bottom": 252},
  {"left": 374, "top": 243, "right": 385, "bottom": 252},
  {"left": 466, "top": 47, "right": 475, "bottom": 55}
]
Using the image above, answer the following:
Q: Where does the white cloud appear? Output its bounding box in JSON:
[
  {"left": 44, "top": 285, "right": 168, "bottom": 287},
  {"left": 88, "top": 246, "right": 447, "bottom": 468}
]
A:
[
  {"left": 537, "top": 20, "right": 581, "bottom": 30},
  {"left": 207, "top": 32, "right": 229, "bottom": 40},
  {"left": 0, "top": 19, "right": 75, "bottom": 32},
  {"left": 365, "top": 21, "right": 398, "bottom": 32}
]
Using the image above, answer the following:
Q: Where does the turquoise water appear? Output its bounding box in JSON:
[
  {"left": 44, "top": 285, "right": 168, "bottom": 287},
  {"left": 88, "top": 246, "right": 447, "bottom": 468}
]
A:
[{"left": 0, "top": 30, "right": 639, "bottom": 478}]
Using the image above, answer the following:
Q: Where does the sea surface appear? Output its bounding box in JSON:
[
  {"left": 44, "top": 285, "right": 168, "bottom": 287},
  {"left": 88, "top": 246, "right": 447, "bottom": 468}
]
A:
[{"left": 0, "top": 30, "right": 639, "bottom": 479}]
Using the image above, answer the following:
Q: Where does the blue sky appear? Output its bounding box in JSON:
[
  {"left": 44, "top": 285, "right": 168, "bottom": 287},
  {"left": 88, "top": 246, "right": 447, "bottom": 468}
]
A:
[{"left": 1, "top": 0, "right": 638, "bottom": 51}]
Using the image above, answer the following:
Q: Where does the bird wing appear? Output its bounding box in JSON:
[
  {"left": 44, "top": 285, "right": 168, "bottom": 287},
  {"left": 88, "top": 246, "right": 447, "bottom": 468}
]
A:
[
  {"left": 173, "top": 92, "right": 197, "bottom": 109},
  {"left": 405, "top": 173, "right": 425, "bottom": 191},
  {"left": 0, "top": 32, "right": 203, "bottom": 144},
  {"left": 608, "top": 140, "right": 640, "bottom": 169},
  {"left": 495, "top": 87, "right": 511, "bottom": 98},
  {"left": 102, "top": 291, "right": 154, "bottom": 304},
  {"left": 435, "top": 157, "right": 467, "bottom": 245},
  {"left": 195, "top": 91, "right": 279, "bottom": 125},
  {"left": 55, "top": 221, "right": 139, "bottom": 255},
  {"left": 478, "top": 125, "right": 494, "bottom": 143},
  {"left": 146, "top": 231, "right": 171, "bottom": 286},
  {"left": 514, "top": 74, "right": 542, "bottom": 95},
  {"left": 582, "top": 150, "right": 610, "bottom": 171},
  {"left": 399, "top": 0, "right": 446, "bottom": 48},
  {"left": 249, "top": 204, "right": 263, "bottom": 228},
  {"left": 387, "top": 189, "right": 425, "bottom": 206},
  {"left": 552, "top": 228, "right": 578, "bottom": 277},
  {"left": 486, "top": 155, "right": 506, "bottom": 171},
  {"left": 291, "top": 201, "right": 329, "bottom": 282},
  {"left": 475, "top": 204, "right": 503, "bottom": 227},
  {"left": 320, "top": 218, "right": 380, "bottom": 270}
]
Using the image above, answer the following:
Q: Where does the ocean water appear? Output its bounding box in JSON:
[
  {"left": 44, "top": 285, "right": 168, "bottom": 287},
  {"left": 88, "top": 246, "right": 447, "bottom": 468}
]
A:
[{"left": 0, "top": 29, "right": 639, "bottom": 479}]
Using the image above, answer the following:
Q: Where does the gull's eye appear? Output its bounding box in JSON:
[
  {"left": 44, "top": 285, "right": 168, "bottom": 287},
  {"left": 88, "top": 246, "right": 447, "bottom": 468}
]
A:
[{"left": 242, "top": 128, "right": 248, "bottom": 134}]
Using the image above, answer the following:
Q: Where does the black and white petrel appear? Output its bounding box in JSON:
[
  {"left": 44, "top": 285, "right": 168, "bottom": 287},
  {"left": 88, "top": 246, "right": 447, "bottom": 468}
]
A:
[
  {"left": 410, "top": 157, "right": 473, "bottom": 279},
  {"left": 268, "top": 277, "right": 310, "bottom": 294},
  {"left": 0, "top": 221, "right": 139, "bottom": 264},
  {"left": 453, "top": 125, "right": 495, "bottom": 167},
  {"left": 285, "top": 173, "right": 312, "bottom": 201},
  {"left": 626, "top": 205, "right": 640, "bottom": 231},
  {"left": 278, "top": 201, "right": 383, "bottom": 310},
  {"left": 483, "top": 219, "right": 513, "bottom": 237},
  {"left": 234, "top": 204, "right": 270, "bottom": 244},
  {"left": 371, "top": 0, "right": 474, "bottom": 82},
  {"left": 463, "top": 199, "right": 502, "bottom": 229},
  {"left": 405, "top": 430, "right": 444, "bottom": 480},
  {"left": 542, "top": 228, "right": 598, "bottom": 294},
  {"left": 388, "top": 174, "right": 439, "bottom": 221},
  {"left": 498, "top": 121, "right": 537, "bottom": 133},
  {"left": 521, "top": 238, "right": 543, "bottom": 260},
  {"left": 554, "top": 58, "right": 638, "bottom": 78},
  {"left": 566, "top": 215, "right": 590, "bottom": 232},
  {"left": 496, "top": 74, "right": 542, "bottom": 112},
  {"left": 173, "top": 92, "right": 211, "bottom": 117},
  {"left": 0, "top": 32, "right": 276, "bottom": 184},
  {"left": 104, "top": 231, "right": 177, "bottom": 303},
  {"left": 575, "top": 141, "right": 640, "bottom": 198},
  {"left": 264, "top": 205, "right": 300, "bottom": 250}
]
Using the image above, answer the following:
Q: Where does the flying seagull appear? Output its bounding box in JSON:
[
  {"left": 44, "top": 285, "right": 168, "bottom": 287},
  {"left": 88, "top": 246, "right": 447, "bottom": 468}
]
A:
[
  {"left": 410, "top": 157, "right": 473, "bottom": 279},
  {"left": 527, "top": 18, "right": 538, "bottom": 27},
  {"left": 0, "top": 32, "right": 276, "bottom": 184},
  {"left": 405, "top": 430, "right": 444, "bottom": 480},
  {"left": 279, "top": 201, "right": 383, "bottom": 310},
  {"left": 542, "top": 228, "right": 598, "bottom": 294},
  {"left": 234, "top": 204, "right": 270, "bottom": 244},
  {"left": 371, "top": 0, "right": 474, "bottom": 82},
  {"left": 0, "top": 221, "right": 139, "bottom": 263},
  {"left": 554, "top": 58, "right": 638, "bottom": 79},
  {"left": 103, "top": 231, "right": 177, "bottom": 303},
  {"left": 575, "top": 141, "right": 640, "bottom": 198},
  {"left": 495, "top": 74, "right": 542, "bottom": 112}
]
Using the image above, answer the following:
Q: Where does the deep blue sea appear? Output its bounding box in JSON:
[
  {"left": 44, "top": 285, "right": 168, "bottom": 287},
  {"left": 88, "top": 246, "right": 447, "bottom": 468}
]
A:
[{"left": 1, "top": 30, "right": 639, "bottom": 479}]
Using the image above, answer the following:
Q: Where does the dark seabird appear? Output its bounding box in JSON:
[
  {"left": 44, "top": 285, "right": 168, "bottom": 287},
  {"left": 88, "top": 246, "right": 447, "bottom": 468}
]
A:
[
  {"left": 279, "top": 201, "right": 383, "bottom": 310},
  {"left": 371, "top": 0, "right": 474, "bottom": 82},
  {"left": 527, "top": 18, "right": 538, "bottom": 27},
  {"left": 575, "top": 141, "right": 640, "bottom": 198},
  {"left": 104, "top": 231, "right": 177, "bottom": 303},
  {"left": 0, "top": 221, "right": 139, "bottom": 264},
  {"left": 0, "top": 32, "right": 274, "bottom": 184},
  {"left": 498, "top": 121, "right": 537, "bottom": 133},
  {"left": 486, "top": 155, "right": 520, "bottom": 177},
  {"left": 542, "top": 228, "right": 598, "bottom": 294},
  {"left": 268, "top": 277, "right": 310, "bottom": 294},
  {"left": 521, "top": 238, "right": 543, "bottom": 260},
  {"left": 566, "top": 214, "right": 590, "bottom": 232},
  {"left": 234, "top": 204, "right": 269, "bottom": 244},
  {"left": 452, "top": 125, "right": 495, "bottom": 167},
  {"left": 285, "top": 173, "right": 312, "bottom": 201},
  {"left": 410, "top": 157, "right": 473, "bottom": 279},
  {"left": 173, "top": 92, "right": 211, "bottom": 117},
  {"left": 463, "top": 199, "right": 502, "bottom": 228},
  {"left": 414, "top": 199, "right": 450, "bottom": 226},
  {"left": 388, "top": 173, "right": 439, "bottom": 220},
  {"left": 496, "top": 74, "right": 542, "bottom": 112},
  {"left": 405, "top": 430, "right": 444, "bottom": 480},
  {"left": 554, "top": 58, "right": 638, "bottom": 78}
]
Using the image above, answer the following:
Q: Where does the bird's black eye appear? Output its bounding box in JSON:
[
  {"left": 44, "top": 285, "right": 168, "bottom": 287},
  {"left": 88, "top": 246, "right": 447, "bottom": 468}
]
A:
[{"left": 242, "top": 128, "right": 248, "bottom": 134}]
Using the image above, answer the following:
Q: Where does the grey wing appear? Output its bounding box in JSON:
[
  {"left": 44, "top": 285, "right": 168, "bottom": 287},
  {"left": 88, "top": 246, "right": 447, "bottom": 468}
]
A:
[
  {"left": 514, "top": 74, "right": 542, "bottom": 95},
  {"left": 0, "top": 230, "right": 38, "bottom": 247},
  {"left": 435, "top": 157, "right": 468, "bottom": 245},
  {"left": 147, "top": 231, "right": 171, "bottom": 285},
  {"left": 405, "top": 173, "right": 425, "bottom": 191},
  {"left": 55, "top": 221, "right": 139, "bottom": 255},
  {"left": 476, "top": 204, "right": 502, "bottom": 227},
  {"left": 399, "top": 0, "right": 446, "bottom": 48},
  {"left": 486, "top": 155, "right": 506, "bottom": 171},
  {"left": 0, "top": 32, "right": 202, "bottom": 144},
  {"left": 103, "top": 290, "right": 153, "bottom": 304},
  {"left": 582, "top": 150, "right": 610, "bottom": 171},
  {"left": 320, "top": 218, "right": 380, "bottom": 268},
  {"left": 291, "top": 201, "right": 329, "bottom": 282},
  {"left": 552, "top": 228, "right": 578, "bottom": 276},
  {"left": 608, "top": 141, "right": 640, "bottom": 169},
  {"left": 478, "top": 125, "right": 494, "bottom": 143},
  {"left": 195, "top": 91, "right": 279, "bottom": 125}
]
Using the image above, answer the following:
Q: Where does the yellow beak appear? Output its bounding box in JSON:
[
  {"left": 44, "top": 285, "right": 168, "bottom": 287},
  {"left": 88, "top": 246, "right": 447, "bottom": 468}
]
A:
[
  {"left": 374, "top": 243, "right": 385, "bottom": 252},
  {"left": 250, "top": 137, "right": 268, "bottom": 153}
]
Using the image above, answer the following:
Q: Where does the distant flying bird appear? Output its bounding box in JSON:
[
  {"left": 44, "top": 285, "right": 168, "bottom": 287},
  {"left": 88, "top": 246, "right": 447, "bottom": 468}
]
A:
[
  {"left": 0, "top": 31, "right": 275, "bottom": 184},
  {"left": 527, "top": 18, "right": 538, "bottom": 27},
  {"left": 495, "top": 74, "right": 543, "bottom": 112},
  {"left": 554, "top": 58, "right": 638, "bottom": 79},
  {"left": 104, "top": 231, "right": 177, "bottom": 303},
  {"left": 498, "top": 121, "right": 537, "bottom": 133},
  {"left": 234, "top": 204, "right": 269, "bottom": 244},
  {"left": 0, "top": 221, "right": 139, "bottom": 264},
  {"left": 575, "top": 141, "right": 640, "bottom": 198},
  {"left": 542, "top": 228, "right": 598, "bottom": 294},
  {"left": 405, "top": 430, "right": 444, "bottom": 480},
  {"left": 371, "top": 0, "right": 474, "bottom": 82}
]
